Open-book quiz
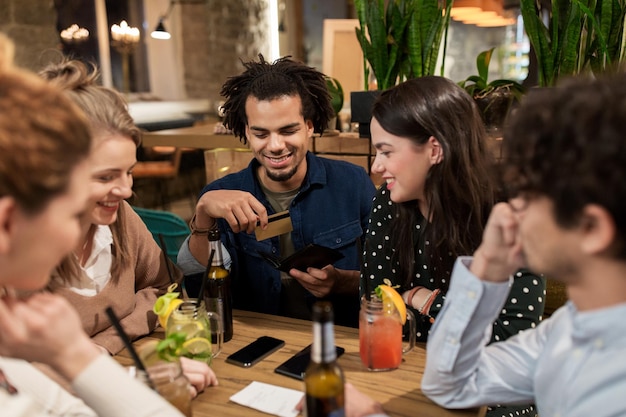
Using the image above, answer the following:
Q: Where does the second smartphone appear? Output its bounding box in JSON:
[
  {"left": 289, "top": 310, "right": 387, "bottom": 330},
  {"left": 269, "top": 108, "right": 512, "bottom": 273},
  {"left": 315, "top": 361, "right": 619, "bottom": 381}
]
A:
[
  {"left": 274, "top": 344, "right": 345, "bottom": 380},
  {"left": 225, "top": 336, "right": 285, "bottom": 368}
]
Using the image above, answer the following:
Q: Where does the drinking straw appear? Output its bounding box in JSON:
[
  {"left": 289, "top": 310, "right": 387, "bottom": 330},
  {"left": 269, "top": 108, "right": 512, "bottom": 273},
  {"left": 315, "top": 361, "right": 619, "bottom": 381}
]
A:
[
  {"left": 359, "top": 238, "right": 370, "bottom": 301},
  {"left": 196, "top": 248, "right": 215, "bottom": 307},
  {"left": 157, "top": 233, "right": 175, "bottom": 284},
  {"left": 105, "top": 306, "right": 156, "bottom": 390}
]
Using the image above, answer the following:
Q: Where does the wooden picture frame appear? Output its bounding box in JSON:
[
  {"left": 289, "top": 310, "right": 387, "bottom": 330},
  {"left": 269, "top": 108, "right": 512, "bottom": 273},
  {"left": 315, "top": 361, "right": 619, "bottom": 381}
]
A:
[{"left": 322, "top": 19, "right": 365, "bottom": 108}]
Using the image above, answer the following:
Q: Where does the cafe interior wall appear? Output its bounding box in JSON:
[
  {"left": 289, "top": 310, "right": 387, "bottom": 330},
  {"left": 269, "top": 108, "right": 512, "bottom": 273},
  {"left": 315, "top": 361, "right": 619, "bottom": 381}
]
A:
[
  {"left": 0, "top": 0, "right": 59, "bottom": 71},
  {"left": 0, "top": 0, "right": 523, "bottom": 116}
]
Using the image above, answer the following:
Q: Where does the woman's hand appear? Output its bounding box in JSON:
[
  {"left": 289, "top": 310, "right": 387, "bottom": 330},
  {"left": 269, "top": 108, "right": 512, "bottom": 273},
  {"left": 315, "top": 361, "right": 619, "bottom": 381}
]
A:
[
  {"left": 345, "top": 383, "right": 386, "bottom": 417},
  {"left": 179, "top": 356, "right": 218, "bottom": 398},
  {"left": 295, "top": 383, "right": 386, "bottom": 417}
]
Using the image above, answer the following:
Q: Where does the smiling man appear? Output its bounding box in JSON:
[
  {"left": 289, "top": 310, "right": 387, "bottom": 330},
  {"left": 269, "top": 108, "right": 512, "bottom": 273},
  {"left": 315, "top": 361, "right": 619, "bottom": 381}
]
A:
[{"left": 178, "top": 55, "right": 375, "bottom": 327}]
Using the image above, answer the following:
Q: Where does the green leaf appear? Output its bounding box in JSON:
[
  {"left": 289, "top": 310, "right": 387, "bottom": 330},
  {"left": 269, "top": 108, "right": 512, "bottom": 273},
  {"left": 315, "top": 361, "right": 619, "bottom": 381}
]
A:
[
  {"left": 354, "top": 0, "right": 451, "bottom": 89},
  {"left": 521, "top": 0, "right": 553, "bottom": 85},
  {"left": 476, "top": 48, "right": 494, "bottom": 82}
]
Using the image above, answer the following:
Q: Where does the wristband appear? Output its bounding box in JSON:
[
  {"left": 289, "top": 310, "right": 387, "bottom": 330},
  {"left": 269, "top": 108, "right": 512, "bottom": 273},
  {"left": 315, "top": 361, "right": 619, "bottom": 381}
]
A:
[
  {"left": 189, "top": 213, "right": 216, "bottom": 235},
  {"left": 419, "top": 288, "right": 441, "bottom": 316}
]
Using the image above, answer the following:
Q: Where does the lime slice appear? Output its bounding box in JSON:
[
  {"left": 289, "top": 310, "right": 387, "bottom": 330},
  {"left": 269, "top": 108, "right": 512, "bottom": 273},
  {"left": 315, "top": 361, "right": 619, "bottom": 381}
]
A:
[
  {"left": 182, "top": 337, "right": 213, "bottom": 363},
  {"left": 182, "top": 337, "right": 212, "bottom": 355},
  {"left": 171, "top": 321, "right": 206, "bottom": 339}
]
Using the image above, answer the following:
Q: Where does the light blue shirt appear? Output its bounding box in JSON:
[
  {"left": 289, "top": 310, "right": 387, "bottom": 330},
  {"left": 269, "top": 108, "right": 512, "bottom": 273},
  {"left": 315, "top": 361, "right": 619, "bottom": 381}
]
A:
[{"left": 423, "top": 257, "right": 626, "bottom": 417}]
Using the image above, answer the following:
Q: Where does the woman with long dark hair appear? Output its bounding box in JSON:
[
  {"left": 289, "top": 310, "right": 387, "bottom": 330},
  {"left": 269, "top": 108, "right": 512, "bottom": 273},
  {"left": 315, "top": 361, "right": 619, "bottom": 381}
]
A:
[{"left": 361, "top": 76, "right": 543, "bottom": 417}]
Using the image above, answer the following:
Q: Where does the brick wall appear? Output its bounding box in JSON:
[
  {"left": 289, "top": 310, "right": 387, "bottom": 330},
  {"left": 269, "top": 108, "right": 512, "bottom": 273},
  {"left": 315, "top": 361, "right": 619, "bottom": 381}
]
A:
[
  {"left": 182, "top": 0, "right": 271, "bottom": 103},
  {"left": 1, "top": 0, "right": 271, "bottom": 106},
  {"left": 0, "top": 0, "right": 58, "bottom": 71}
]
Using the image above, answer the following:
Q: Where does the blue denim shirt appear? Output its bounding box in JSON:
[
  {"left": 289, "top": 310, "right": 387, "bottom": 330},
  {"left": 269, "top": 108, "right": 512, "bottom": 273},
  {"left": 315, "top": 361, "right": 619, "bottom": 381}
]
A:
[{"left": 186, "top": 152, "right": 375, "bottom": 327}]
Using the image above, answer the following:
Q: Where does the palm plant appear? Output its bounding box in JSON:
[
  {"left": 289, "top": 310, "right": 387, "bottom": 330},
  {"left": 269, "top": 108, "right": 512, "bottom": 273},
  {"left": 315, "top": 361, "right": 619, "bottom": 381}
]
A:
[
  {"left": 325, "top": 76, "right": 344, "bottom": 116},
  {"left": 354, "top": 0, "right": 453, "bottom": 91},
  {"left": 458, "top": 48, "right": 526, "bottom": 129},
  {"left": 521, "top": 0, "right": 626, "bottom": 87},
  {"left": 580, "top": 0, "right": 626, "bottom": 73},
  {"left": 404, "top": 0, "right": 453, "bottom": 79},
  {"left": 459, "top": 48, "right": 526, "bottom": 99}
]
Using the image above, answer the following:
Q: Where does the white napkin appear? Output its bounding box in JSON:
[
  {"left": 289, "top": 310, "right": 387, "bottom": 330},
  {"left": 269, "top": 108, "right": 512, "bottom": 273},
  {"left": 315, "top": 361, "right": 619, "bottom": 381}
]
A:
[{"left": 229, "top": 381, "right": 304, "bottom": 417}]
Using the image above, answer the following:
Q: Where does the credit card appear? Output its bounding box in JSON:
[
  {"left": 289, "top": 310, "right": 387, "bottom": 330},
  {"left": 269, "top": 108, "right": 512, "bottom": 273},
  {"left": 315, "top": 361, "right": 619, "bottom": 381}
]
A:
[{"left": 254, "top": 210, "right": 293, "bottom": 241}]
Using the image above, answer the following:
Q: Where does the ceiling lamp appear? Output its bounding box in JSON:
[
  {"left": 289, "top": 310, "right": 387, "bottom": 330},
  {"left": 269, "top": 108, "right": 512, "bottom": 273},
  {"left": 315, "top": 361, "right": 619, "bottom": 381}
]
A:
[
  {"left": 475, "top": 16, "right": 516, "bottom": 27},
  {"left": 450, "top": 0, "right": 483, "bottom": 18},
  {"left": 150, "top": 0, "right": 205, "bottom": 40},
  {"left": 151, "top": 17, "right": 171, "bottom": 40},
  {"left": 451, "top": 0, "right": 513, "bottom": 27}
]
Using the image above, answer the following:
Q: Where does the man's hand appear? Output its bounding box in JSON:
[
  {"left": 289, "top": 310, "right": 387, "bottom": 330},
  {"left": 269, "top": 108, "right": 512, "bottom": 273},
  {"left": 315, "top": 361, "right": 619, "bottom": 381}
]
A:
[
  {"left": 470, "top": 202, "right": 525, "bottom": 282},
  {"left": 197, "top": 189, "right": 268, "bottom": 234},
  {"left": 289, "top": 267, "right": 359, "bottom": 298},
  {"left": 289, "top": 265, "right": 337, "bottom": 298}
]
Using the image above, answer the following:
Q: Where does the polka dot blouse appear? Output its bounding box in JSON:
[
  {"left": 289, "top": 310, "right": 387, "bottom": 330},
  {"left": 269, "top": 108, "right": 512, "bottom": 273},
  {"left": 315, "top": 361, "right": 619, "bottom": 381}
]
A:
[
  {"left": 360, "top": 187, "right": 546, "bottom": 342},
  {"left": 360, "top": 187, "right": 544, "bottom": 417}
]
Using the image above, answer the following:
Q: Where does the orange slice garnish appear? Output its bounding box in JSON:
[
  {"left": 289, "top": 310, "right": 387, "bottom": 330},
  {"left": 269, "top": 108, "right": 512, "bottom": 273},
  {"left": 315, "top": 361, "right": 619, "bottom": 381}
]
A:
[{"left": 375, "top": 284, "right": 407, "bottom": 325}]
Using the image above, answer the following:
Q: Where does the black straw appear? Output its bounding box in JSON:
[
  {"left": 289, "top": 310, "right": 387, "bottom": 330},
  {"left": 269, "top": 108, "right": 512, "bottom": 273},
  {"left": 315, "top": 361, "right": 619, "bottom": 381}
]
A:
[
  {"left": 359, "top": 237, "right": 370, "bottom": 301},
  {"left": 105, "top": 306, "right": 156, "bottom": 389},
  {"left": 158, "top": 233, "right": 175, "bottom": 284},
  {"left": 197, "top": 249, "right": 215, "bottom": 307}
]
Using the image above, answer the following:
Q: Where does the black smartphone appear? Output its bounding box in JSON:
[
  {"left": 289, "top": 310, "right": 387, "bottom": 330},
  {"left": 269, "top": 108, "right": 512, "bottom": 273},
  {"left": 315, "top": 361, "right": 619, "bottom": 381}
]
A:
[
  {"left": 274, "top": 344, "right": 345, "bottom": 380},
  {"left": 225, "top": 336, "right": 285, "bottom": 368}
]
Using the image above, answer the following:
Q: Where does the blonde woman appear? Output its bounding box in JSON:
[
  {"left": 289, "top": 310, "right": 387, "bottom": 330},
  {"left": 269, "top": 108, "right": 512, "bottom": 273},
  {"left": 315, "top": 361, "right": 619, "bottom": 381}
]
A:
[{"left": 0, "top": 34, "right": 184, "bottom": 417}]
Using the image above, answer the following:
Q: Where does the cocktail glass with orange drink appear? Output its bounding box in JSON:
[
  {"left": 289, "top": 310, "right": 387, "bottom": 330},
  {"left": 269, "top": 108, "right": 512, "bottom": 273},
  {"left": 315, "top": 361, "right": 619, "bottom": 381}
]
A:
[{"left": 359, "top": 284, "right": 416, "bottom": 371}]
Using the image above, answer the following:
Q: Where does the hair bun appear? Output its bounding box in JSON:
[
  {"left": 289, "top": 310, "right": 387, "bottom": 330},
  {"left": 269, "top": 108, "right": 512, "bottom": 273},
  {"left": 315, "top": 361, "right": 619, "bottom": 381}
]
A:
[{"left": 39, "top": 59, "right": 99, "bottom": 91}]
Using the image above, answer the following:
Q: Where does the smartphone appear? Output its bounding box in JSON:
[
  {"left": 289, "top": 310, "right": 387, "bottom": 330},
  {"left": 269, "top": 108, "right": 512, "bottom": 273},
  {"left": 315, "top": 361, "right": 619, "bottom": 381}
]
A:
[
  {"left": 274, "top": 344, "right": 345, "bottom": 380},
  {"left": 225, "top": 336, "right": 285, "bottom": 368}
]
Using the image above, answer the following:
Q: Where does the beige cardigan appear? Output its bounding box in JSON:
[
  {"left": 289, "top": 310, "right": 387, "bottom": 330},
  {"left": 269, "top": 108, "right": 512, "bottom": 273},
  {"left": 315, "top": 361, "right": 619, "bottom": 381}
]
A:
[{"left": 52, "top": 202, "right": 182, "bottom": 354}]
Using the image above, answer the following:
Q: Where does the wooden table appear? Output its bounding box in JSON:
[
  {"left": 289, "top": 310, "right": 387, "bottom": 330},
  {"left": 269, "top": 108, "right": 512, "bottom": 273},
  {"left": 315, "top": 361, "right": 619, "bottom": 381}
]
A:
[
  {"left": 115, "top": 310, "right": 484, "bottom": 417},
  {"left": 142, "top": 124, "right": 380, "bottom": 182},
  {"left": 142, "top": 124, "right": 245, "bottom": 150}
]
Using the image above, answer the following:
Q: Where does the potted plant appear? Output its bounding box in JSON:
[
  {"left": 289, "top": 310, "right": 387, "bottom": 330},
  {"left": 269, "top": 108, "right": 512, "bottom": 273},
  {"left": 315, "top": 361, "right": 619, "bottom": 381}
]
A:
[
  {"left": 520, "top": 0, "right": 626, "bottom": 87},
  {"left": 325, "top": 76, "right": 344, "bottom": 132},
  {"left": 458, "top": 48, "right": 526, "bottom": 131},
  {"left": 351, "top": 0, "right": 453, "bottom": 137},
  {"left": 353, "top": 0, "right": 453, "bottom": 90}
]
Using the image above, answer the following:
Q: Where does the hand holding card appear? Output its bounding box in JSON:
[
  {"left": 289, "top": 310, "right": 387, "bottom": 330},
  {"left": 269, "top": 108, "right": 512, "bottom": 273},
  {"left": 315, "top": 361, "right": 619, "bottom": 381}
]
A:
[{"left": 255, "top": 210, "right": 293, "bottom": 241}]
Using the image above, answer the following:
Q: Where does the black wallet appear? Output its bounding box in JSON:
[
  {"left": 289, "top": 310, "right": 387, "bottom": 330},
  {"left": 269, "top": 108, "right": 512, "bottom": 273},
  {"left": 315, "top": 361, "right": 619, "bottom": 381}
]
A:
[{"left": 257, "top": 243, "right": 344, "bottom": 272}]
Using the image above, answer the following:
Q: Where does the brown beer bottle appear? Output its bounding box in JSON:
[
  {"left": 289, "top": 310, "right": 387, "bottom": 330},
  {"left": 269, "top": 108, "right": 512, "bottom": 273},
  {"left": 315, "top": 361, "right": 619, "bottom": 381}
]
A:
[
  {"left": 304, "top": 301, "right": 345, "bottom": 417},
  {"left": 204, "top": 228, "right": 233, "bottom": 342}
]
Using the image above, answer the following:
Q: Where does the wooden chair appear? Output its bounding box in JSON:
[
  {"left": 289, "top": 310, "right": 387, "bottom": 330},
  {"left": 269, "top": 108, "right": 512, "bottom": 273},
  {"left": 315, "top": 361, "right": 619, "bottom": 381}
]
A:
[
  {"left": 132, "top": 146, "right": 183, "bottom": 210},
  {"left": 204, "top": 148, "right": 254, "bottom": 183}
]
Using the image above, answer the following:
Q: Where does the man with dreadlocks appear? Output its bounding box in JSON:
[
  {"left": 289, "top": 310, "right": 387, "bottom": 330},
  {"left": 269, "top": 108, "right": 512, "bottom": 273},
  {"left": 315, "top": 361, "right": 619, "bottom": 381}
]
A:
[{"left": 178, "top": 55, "right": 375, "bottom": 327}]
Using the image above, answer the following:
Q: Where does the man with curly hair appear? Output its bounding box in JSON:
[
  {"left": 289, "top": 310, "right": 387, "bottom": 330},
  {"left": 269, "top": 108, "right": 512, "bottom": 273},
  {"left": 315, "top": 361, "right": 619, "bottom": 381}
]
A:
[{"left": 178, "top": 55, "right": 375, "bottom": 327}]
